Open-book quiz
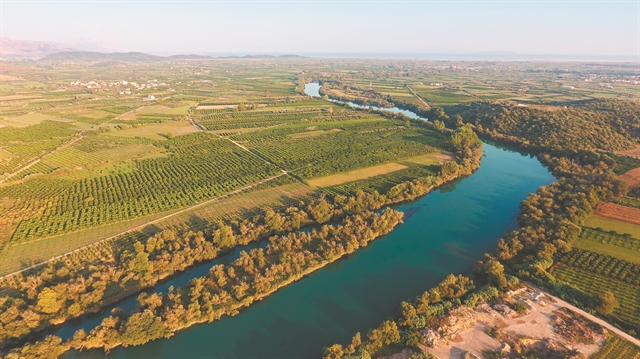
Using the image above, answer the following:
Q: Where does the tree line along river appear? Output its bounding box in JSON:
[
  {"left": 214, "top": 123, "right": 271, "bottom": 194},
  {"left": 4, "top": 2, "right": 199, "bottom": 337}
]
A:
[{"left": 54, "top": 84, "right": 555, "bottom": 358}]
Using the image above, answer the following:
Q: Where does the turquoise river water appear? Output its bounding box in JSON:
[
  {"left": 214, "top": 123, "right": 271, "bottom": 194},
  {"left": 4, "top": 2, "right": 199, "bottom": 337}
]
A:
[{"left": 58, "top": 84, "right": 555, "bottom": 359}]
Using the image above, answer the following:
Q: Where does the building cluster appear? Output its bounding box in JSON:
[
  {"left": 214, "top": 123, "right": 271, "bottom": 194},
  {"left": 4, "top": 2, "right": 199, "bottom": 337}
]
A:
[
  {"left": 67, "top": 79, "right": 172, "bottom": 94},
  {"left": 579, "top": 74, "right": 640, "bottom": 86}
]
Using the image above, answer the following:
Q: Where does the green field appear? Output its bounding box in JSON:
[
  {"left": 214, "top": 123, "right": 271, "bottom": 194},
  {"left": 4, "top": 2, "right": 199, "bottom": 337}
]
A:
[
  {"left": 0, "top": 180, "right": 313, "bottom": 276},
  {"left": 575, "top": 227, "right": 640, "bottom": 264},
  {"left": 590, "top": 335, "right": 640, "bottom": 359},
  {"left": 584, "top": 215, "right": 640, "bottom": 239},
  {"left": 232, "top": 119, "right": 449, "bottom": 179},
  {"left": 554, "top": 266, "right": 640, "bottom": 328}
]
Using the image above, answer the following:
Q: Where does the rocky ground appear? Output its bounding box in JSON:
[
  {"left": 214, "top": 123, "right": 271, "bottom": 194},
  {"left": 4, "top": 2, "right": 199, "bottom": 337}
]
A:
[{"left": 418, "top": 287, "right": 605, "bottom": 359}]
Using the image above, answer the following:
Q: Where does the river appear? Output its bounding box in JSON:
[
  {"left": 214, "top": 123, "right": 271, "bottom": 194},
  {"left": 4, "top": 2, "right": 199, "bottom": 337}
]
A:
[
  {"left": 304, "top": 82, "right": 424, "bottom": 119},
  {"left": 59, "top": 85, "right": 555, "bottom": 359}
]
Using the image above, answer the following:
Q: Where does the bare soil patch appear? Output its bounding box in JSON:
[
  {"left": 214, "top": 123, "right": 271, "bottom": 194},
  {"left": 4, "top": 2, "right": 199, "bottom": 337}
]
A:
[
  {"left": 197, "top": 104, "right": 238, "bottom": 110},
  {"left": 427, "top": 288, "right": 605, "bottom": 359},
  {"left": 196, "top": 104, "right": 267, "bottom": 110},
  {"left": 616, "top": 145, "right": 640, "bottom": 158},
  {"left": 431, "top": 153, "right": 455, "bottom": 162},
  {"left": 289, "top": 128, "right": 342, "bottom": 139},
  {"left": 595, "top": 202, "right": 640, "bottom": 225},
  {"left": 619, "top": 167, "right": 640, "bottom": 188}
]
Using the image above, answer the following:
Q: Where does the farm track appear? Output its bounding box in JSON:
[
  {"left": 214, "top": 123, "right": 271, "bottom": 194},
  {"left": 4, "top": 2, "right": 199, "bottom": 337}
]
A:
[
  {"left": 0, "top": 106, "right": 144, "bottom": 185},
  {"left": 0, "top": 112, "right": 296, "bottom": 279},
  {"left": 191, "top": 113, "right": 285, "bottom": 168},
  {"left": 528, "top": 284, "right": 640, "bottom": 347},
  {"left": 406, "top": 85, "right": 430, "bottom": 108},
  {"left": 0, "top": 170, "right": 288, "bottom": 280},
  {"left": 0, "top": 134, "right": 84, "bottom": 184}
]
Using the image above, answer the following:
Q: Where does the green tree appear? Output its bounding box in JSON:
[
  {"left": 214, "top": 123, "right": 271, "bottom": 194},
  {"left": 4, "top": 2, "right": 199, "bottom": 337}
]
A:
[
  {"left": 596, "top": 290, "right": 618, "bottom": 315},
  {"left": 213, "top": 222, "right": 237, "bottom": 249},
  {"left": 37, "top": 288, "right": 61, "bottom": 314},
  {"left": 322, "top": 344, "right": 345, "bottom": 359},
  {"left": 477, "top": 257, "right": 508, "bottom": 288},
  {"left": 433, "top": 120, "right": 445, "bottom": 132},
  {"left": 309, "top": 199, "right": 333, "bottom": 224},
  {"left": 121, "top": 310, "right": 166, "bottom": 346}
]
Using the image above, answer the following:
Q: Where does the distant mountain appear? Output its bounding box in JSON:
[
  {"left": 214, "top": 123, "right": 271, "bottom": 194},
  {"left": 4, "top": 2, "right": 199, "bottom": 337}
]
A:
[
  {"left": 166, "top": 54, "right": 212, "bottom": 60},
  {"left": 0, "top": 37, "right": 72, "bottom": 58},
  {"left": 39, "top": 51, "right": 308, "bottom": 62},
  {"left": 40, "top": 51, "right": 165, "bottom": 62},
  {"left": 222, "top": 54, "right": 308, "bottom": 59}
]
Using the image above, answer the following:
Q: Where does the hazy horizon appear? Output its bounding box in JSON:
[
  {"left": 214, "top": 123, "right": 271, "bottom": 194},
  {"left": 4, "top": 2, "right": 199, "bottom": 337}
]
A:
[{"left": 2, "top": 0, "right": 638, "bottom": 60}]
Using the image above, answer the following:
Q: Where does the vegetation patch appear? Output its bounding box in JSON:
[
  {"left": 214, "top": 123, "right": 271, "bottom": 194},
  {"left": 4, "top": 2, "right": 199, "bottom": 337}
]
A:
[
  {"left": 584, "top": 215, "right": 640, "bottom": 239},
  {"left": 574, "top": 228, "right": 640, "bottom": 264},
  {"left": 308, "top": 153, "right": 450, "bottom": 187},
  {"left": 102, "top": 121, "right": 199, "bottom": 141}
]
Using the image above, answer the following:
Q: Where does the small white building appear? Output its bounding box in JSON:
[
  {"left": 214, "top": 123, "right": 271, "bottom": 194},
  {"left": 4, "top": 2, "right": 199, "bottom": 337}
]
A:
[{"left": 144, "top": 95, "right": 156, "bottom": 101}]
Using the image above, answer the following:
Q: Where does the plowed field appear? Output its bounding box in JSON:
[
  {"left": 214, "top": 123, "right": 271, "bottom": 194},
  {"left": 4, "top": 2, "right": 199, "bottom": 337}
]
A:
[
  {"left": 595, "top": 202, "right": 640, "bottom": 225},
  {"left": 619, "top": 167, "right": 640, "bottom": 188}
]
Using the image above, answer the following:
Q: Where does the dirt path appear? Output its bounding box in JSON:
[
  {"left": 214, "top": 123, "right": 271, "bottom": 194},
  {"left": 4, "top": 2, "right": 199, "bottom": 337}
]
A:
[
  {"left": 0, "top": 171, "right": 288, "bottom": 280},
  {"left": 1, "top": 106, "right": 148, "bottom": 184},
  {"left": 406, "top": 85, "right": 430, "bottom": 108},
  {"left": 0, "top": 134, "right": 84, "bottom": 184},
  {"left": 528, "top": 284, "right": 640, "bottom": 347},
  {"left": 189, "top": 116, "right": 206, "bottom": 132}
]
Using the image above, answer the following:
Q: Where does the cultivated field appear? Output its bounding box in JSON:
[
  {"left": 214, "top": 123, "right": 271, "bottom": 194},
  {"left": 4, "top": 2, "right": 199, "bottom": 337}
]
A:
[
  {"left": 554, "top": 266, "right": 640, "bottom": 329},
  {"left": 308, "top": 152, "right": 452, "bottom": 187},
  {"left": 584, "top": 215, "right": 640, "bottom": 239},
  {"left": 575, "top": 227, "right": 640, "bottom": 264},
  {"left": 619, "top": 167, "right": 640, "bottom": 188},
  {"left": 595, "top": 202, "right": 640, "bottom": 225}
]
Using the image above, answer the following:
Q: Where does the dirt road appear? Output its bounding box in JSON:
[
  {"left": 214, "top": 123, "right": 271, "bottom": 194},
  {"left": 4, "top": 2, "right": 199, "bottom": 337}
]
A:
[
  {"left": 529, "top": 284, "right": 640, "bottom": 347},
  {"left": 0, "top": 171, "right": 288, "bottom": 280}
]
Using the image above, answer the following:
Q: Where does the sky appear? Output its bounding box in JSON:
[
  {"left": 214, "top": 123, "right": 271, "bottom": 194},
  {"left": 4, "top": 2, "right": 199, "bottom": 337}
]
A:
[{"left": 1, "top": 0, "right": 639, "bottom": 59}]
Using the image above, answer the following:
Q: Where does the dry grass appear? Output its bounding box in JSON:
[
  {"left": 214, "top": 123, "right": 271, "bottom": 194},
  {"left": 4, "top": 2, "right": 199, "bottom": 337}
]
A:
[
  {"left": 0, "top": 149, "right": 13, "bottom": 160},
  {"left": 308, "top": 152, "right": 452, "bottom": 187},
  {"left": 584, "top": 215, "right": 640, "bottom": 239},
  {"left": 103, "top": 121, "right": 199, "bottom": 140},
  {"left": 574, "top": 239, "right": 640, "bottom": 264},
  {"left": 618, "top": 167, "right": 640, "bottom": 188},
  {"left": 0, "top": 113, "right": 71, "bottom": 128},
  {"left": 197, "top": 104, "right": 238, "bottom": 110},
  {"left": 289, "top": 128, "right": 343, "bottom": 139}
]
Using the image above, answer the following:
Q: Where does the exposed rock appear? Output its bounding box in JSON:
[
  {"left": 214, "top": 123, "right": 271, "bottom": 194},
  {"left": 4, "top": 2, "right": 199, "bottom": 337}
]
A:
[
  {"left": 421, "top": 328, "right": 441, "bottom": 348},
  {"left": 493, "top": 304, "right": 515, "bottom": 318},
  {"left": 499, "top": 342, "right": 511, "bottom": 354}
]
